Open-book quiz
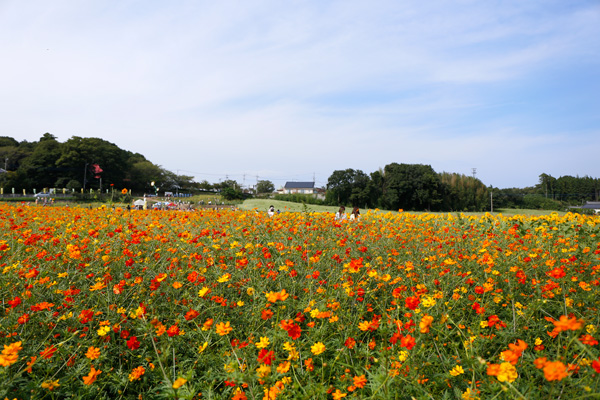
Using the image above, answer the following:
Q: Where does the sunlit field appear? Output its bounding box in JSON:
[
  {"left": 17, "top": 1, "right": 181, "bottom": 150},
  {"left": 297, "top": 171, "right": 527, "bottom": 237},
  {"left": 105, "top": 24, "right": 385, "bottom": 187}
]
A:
[{"left": 1, "top": 204, "right": 599, "bottom": 399}]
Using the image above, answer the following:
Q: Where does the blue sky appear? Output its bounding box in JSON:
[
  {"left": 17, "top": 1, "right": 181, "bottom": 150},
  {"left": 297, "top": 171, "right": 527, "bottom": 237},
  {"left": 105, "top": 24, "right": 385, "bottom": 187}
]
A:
[{"left": 1, "top": 0, "right": 598, "bottom": 189}]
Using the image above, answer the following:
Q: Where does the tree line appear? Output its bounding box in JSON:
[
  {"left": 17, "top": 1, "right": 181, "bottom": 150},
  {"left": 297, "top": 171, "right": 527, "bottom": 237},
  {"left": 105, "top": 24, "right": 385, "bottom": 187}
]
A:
[
  {"left": 325, "top": 165, "right": 600, "bottom": 212},
  {"left": 2, "top": 134, "right": 597, "bottom": 211},
  {"left": 325, "top": 164, "right": 489, "bottom": 211},
  {"left": 0, "top": 134, "right": 208, "bottom": 195}
]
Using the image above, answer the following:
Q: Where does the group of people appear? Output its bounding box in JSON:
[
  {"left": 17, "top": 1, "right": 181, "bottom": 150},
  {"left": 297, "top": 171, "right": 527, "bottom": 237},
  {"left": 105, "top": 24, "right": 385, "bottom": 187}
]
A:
[{"left": 335, "top": 205, "right": 360, "bottom": 221}]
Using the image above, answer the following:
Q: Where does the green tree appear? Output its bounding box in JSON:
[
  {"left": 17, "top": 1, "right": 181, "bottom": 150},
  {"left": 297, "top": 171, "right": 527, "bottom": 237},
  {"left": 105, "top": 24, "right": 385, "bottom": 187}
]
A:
[
  {"left": 219, "top": 180, "right": 243, "bottom": 200},
  {"left": 56, "top": 136, "right": 132, "bottom": 190},
  {"left": 326, "top": 169, "right": 370, "bottom": 206},
  {"left": 19, "top": 133, "right": 62, "bottom": 189},
  {"left": 256, "top": 180, "right": 275, "bottom": 194},
  {"left": 381, "top": 163, "right": 441, "bottom": 211},
  {"left": 439, "top": 172, "right": 488, "bottom": 211}
]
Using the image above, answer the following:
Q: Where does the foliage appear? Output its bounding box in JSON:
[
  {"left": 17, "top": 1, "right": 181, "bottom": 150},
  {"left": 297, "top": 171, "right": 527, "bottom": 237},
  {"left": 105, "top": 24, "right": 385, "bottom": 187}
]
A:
[
  {"left": 0, "top": 134, "right": 196, "bottom": 196},
  {"left": 256, "top": 180, "right": 275, "bottom": 194},
  {"left": 1, "top": 205, "right": 600, "bottom": 399},
  {"left": 217, "top": 180, "right": 245, "bottom": 200},
  {"left": 274, "top": 193, "right": 325, "bottom": 205},
  {"left": 326, "top": 169, "right": 372, "bottom": 208},
  {"left": 381, "top": 163, "right": 442, "bottom": 211},
  {"left": 439, "top": 172, "right": 488, "bottom": 212}
]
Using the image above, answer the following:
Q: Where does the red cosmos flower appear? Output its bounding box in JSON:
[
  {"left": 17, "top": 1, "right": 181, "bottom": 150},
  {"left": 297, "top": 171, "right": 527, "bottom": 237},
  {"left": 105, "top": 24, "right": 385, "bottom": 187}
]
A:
[
  {"left": 261, "top": 309, "right": 274, "bottom": 320},
  {"left": 257, "top": 349, "right": 275, "bottom": 365},
  {"left": 580, "top": 334, "right": 599, "bottom": 346},
  {"left": 487, "top": 315, "right": 507, "bottom": 329},
  {"left": 18, "top": 313, "right": 30, "bottom": 324},
  {"left": 184, "top": 309, "right": 199, "bottom": 321},
  {"left": 120, "top": 330, "right": 130, "bottom": 339},
  {"left": 167, "top": 324, "right": 180, "bottom": 337},
  {"left": 30, "top": 302, "right": 54, "bottom": 312},
  {"left": 287, "top": 323, "right": 302, "bottom": 340},
  {"left": 126, "top": 336, "right": 140, "bottom": 350},
  {"left": 405, "top": 296, "right": 420, "bottom": 310},
  {"left": 548, "top": 268, "right": 566, "bottom": 279},
  {"left": 592, "top": 359, "right": 600, "bottom": 373},
  {"left": 79, "top": 309, "right": 94, "bottom": 324},
  {"left": 472, "top": 303, "right": 485, "bottom": 314},
  {"left": 400, "top": 335, "right": 416, "bottom": 350},
  {"left": 8, "top": 296, "right": 21, "bottom": 308},
  {"left": 40, "top": 345, "right": 57, "bottom": 359},
  {"left": 344, "top": 337, "right": 356, "bottom": 349}
]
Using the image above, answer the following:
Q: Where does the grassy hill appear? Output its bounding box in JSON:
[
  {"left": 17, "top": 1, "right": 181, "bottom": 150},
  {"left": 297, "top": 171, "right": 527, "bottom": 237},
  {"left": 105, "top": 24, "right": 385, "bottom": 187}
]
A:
[{"left": 236, "top": 199, "right": 568, "bottom": 216}]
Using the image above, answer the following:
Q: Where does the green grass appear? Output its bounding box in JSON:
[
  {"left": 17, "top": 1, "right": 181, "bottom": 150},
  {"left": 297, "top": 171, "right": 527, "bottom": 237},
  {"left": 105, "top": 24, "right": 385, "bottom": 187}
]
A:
[
  {"left": 236, "top": 198, "right": 340, "bottom": 213},
  {"left": 236, "top": 199, "right": 569, "bottom": 216}
]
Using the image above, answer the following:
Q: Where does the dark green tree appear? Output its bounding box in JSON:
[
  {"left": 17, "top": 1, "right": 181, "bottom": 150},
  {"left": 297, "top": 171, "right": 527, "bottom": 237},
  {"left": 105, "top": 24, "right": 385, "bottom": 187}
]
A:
[
  {"left": 19, "top": 133, "right": 62, "bottom": 189},
  {"left": 326, "top": 169, "right": 371, "bottom": 206},
  {"left": 56, "top": 136, "right": 132, "bottom": 190},
  {"left": 381, "top": 163, "right": 441, "bottom": 211},
  {"left": 256, "top": 180, "right": 275, "bottom": 194}
]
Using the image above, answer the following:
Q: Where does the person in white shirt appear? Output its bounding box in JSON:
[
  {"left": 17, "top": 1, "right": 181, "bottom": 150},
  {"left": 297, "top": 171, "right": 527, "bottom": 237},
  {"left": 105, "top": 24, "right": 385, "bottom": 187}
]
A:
[
  {"left": 335, "top": 206, "right": 347, "bottom": 221},
  {"left": 349, "top": 206, "right": 360, "bottom": 220},
  {"left": 268, "top": 205, "right": 275, "bottom": 217}
]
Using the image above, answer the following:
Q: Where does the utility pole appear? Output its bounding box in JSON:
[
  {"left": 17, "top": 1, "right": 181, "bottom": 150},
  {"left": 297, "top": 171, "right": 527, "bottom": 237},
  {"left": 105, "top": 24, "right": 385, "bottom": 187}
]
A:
[{"left": 490, "top": 190, "right": 493, "bottom": 213}]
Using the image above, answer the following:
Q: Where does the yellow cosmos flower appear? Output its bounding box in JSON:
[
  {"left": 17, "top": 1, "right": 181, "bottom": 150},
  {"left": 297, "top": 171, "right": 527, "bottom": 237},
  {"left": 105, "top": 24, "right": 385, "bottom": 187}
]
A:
[
  {"left": 97, "top": 326, "right": 110, "bottom": 336},
  {"left": 41, "top": 379, "right": 60, "bottom": 390},
  {"left": 450, "top": 365, "right": 465, "bottom": 376},
  {"left": 172, "top": 377, "right": 187, "bottom": 389},
  {"left": 255, "top": 337, "right": 270, "bottom": 349},
  {"left": 198, "top": 342, "right": 208, "bottom": 353},
  {"left": 311, "top": 342, "right": 326, "bottom": 355},
  {"left": 496, "top": 362, "right": 518, "bottom": 383}
]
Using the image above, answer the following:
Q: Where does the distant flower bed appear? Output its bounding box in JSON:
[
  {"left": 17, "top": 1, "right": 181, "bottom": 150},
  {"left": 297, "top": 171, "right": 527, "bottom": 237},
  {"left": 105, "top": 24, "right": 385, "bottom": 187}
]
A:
[{"left": 1, "top": 205, "right": 599, "bottom": 399}]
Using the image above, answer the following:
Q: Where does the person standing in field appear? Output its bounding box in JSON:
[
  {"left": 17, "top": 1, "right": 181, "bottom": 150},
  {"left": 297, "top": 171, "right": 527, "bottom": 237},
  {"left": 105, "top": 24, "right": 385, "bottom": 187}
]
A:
[
  {"left": 349, "top": 206, "right": 360, "bottom": 220},
  {"left": 268, "top": 205, "right": 275, "bottom": 217},
  {"left": 335, "top": 206, "right": 347, "bottom": 221}
]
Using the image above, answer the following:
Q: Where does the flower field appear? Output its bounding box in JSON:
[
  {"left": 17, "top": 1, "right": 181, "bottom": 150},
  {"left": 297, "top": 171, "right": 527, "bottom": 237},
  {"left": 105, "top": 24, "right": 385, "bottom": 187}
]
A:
[{"left": 1, "top": 204, "right": 600, "bottom": 399}]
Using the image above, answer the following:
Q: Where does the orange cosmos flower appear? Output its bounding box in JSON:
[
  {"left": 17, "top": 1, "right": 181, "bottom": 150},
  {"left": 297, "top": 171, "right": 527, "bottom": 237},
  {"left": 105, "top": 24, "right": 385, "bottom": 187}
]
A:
[
  {"left": 543, "top": 361, "right": 568, "bottom": 381},
  {"left": 202, "top": 318, "right": 214, "bottom": 331},
  {"left": 121, "top": 188, "right": 128, "bottom": 194},
  {"left": 215, "top": 321, "right": 233, "bottom": 336},
  {"left": 172, "top": 377, "right": 187, "bottom": 389},
  {"left": 304, "top": 357, "right": 314, "bottom": 371},
  {"left": 85, "top": 346, "right": 101, "bottom": 360},
  {"left": 534, "top": 357, "right": 548, "bottom": 369},
  {"left": 552, "top": 315, "right": 583, "bottom": 333},
  {"left": 0, "top": 341, "right": 22, "bottom": 367},
  {"left": 265, "top": 289, "right": 289, "bottom": 303},
  {"left": 82, "top": 366, "right": 102, "bottom": 385},
  {"left": 353, "top": 375, "right": 367, "bottom": 388},
  {"left": 128, "top": 366, "right": 145, "bottom": 381},
  {"left": 419, "top": 315, "right": 434, "bottom": 334}
]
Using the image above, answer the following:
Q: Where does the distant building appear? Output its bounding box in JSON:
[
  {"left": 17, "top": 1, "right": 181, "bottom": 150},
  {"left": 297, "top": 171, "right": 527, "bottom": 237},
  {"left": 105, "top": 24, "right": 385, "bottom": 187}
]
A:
[
  {"left": 579, "top": 201, "right": 600, "bottom": 214},
  {"left": 282, "top": 182, "right": 315, "bottom": 195}
]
